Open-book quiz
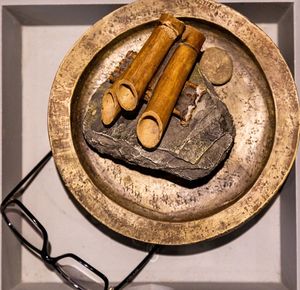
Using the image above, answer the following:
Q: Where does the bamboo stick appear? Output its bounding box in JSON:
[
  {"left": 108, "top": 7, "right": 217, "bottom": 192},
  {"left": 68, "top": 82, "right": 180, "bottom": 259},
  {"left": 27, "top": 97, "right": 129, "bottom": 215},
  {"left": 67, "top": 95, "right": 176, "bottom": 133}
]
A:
[
  {"left": 101, "top": 81, "right": 121, "bottom": 125},
  {"left": 115, "top": 13, "right": 185, "bottom": 111},
  {"left": 136, "top": 25, "right": 205, "bottom": 149},
  {"left": 101, "top": 51, "right": 137, "bottom": 125},
  {"left": 101, "top": 44, "right": 181, "bottom": 125}
]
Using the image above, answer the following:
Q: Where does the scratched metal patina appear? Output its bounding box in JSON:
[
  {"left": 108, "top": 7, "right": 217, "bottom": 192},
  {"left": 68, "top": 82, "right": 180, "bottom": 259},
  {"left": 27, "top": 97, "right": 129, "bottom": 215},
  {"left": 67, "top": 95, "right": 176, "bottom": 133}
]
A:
[{"left": 48, "top": 0, "right": 299, "bottom": 244}]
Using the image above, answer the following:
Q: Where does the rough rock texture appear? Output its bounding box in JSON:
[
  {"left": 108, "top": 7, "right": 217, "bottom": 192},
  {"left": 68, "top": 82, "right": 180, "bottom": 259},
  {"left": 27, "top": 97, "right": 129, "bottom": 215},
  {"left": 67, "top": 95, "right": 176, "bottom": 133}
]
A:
[{"left": 83, "top": 69, "right": 235, "bottom": 181}]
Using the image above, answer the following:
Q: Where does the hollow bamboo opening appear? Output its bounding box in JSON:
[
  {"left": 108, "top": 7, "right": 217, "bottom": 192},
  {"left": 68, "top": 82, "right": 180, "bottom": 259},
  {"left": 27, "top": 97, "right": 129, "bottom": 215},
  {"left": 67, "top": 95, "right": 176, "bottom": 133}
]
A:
[
  {"left": 116, "top": 83, "right": 137, "bottom": 111},
  {"left": 137, "top": 113, "right": 162, "bottom": 149},
  {"left": 101, "top": 91, "right": 119, "bottom": 125}
]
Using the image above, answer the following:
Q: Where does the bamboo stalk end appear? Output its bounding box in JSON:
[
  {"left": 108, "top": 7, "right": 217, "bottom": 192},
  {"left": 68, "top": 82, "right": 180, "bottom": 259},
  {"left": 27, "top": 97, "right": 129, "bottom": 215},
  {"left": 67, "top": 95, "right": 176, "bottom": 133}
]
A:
[
  {"left": 137, "top": 111, "right": 163, "bottom": 149},
  {"left": 159, "top": 13, "right": 185, "bottom": 37},
  {"left": 101, "top": 90, "right": 120, "bottom": 125},
  {"left": 116, "top": 81, "right": 138, "bottom": 111},
  {"left": 182, "top": 25, "right": 206, "bottom": 53}
]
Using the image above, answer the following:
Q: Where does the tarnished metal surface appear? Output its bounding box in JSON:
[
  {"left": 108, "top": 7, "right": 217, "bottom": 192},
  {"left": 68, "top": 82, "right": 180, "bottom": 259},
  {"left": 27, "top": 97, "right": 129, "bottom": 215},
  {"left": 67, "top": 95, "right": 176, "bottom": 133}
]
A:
[
  {"left": 200, "top": 47, "right": 233, "bottom": 85},
  {"left": 48, "top": 0, "right": 299, "bottom": 245}
]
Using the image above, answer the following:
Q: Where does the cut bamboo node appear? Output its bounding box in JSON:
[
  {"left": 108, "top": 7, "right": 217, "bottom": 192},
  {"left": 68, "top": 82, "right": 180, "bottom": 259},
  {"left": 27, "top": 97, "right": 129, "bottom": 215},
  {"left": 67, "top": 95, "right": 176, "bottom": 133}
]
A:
[
  {"left": 159, "top": 13, "right": 185, "bottom": 37},
  {"left": 137, "top": 111, "right": 163, "bottom": 149},
  {"left": 182, "top": 25, "right": 206, "bottom": 53},
  {"left": 116, "top": 81, "right": 138, "bottom": 111},
  {"left": 101, "top": 88, "right": 121, "bottom": 125}
]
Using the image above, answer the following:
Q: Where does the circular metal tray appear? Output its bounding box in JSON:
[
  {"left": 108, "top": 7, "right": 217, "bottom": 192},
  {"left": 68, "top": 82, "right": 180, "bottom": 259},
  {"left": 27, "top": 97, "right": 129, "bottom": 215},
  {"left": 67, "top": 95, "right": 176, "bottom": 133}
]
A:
[{"left": 48, "top": 0, "right": 299, "bottom": 245}]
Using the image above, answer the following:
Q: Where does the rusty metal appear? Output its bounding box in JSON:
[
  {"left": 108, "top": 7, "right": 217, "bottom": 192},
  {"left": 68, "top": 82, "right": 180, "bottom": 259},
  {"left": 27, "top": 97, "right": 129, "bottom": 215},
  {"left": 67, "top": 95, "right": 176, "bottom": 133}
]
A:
[{"left": 48, "top": 0, "right": 299, "bottom": 245}]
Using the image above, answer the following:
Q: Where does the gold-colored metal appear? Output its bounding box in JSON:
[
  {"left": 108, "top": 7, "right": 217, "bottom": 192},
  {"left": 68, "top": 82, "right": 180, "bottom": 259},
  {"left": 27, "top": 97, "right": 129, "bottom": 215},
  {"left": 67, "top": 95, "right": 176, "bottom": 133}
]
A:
[
  {"left": 199, "top": 47, "right": 233, "bottom": 85},
  {"left": 48, "top": 0, "right": 300, "bottom": 245}
]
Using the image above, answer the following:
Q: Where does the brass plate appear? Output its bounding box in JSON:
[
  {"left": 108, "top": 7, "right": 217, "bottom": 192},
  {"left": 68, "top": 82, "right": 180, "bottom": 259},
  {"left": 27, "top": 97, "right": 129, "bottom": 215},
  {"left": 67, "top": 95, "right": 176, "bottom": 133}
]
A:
[{"left": 48, "top": 0, "right": 299, "bottom": 245}]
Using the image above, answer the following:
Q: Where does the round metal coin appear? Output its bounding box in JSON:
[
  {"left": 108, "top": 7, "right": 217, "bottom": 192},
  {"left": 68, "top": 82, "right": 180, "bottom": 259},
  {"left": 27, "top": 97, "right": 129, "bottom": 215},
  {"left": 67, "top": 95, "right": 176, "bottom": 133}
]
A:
[{"left": 199, "top": 47, "right": 233, "bottom": 85}]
